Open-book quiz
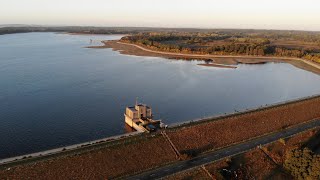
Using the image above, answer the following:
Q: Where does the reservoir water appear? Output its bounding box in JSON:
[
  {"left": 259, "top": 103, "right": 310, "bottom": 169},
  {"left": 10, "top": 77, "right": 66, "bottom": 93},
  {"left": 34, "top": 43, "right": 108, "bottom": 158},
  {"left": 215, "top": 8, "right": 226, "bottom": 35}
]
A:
[{"left": 1, "top": 32, "right": 320, "bottom": 159}]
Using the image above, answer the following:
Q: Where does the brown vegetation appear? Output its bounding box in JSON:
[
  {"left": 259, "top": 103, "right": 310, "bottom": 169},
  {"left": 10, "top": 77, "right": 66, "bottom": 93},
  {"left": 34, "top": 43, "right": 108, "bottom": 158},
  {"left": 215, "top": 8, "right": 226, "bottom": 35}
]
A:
[
  {"left": 164, "top": 168, "right": 211, "bottom": 180},
  {"left": 204, "top": 159, "right": 229, "bottom": 179},
  {"left": 284, "top": 148, "right": 320, "bottom": 179},
  {"left": 199, "top": 127, "right": 320, "bottom": 180},
  {"left": 206, "top": 150, "right": 289, "bottom": 179},
  {"left": 265, "top": 127, "right": 320, "bottom": 164},
  {"left": 167, "top": 97, "right": 320, "bottom": 156},
  {"left": 170, "top": 149, "right": 288, "bottom": 180},
  {"left": 0, "top": 135, "right": 177, "bottom": 179},
  {"left": 238, "top": 149, "right": 287, "bottom": 179}
]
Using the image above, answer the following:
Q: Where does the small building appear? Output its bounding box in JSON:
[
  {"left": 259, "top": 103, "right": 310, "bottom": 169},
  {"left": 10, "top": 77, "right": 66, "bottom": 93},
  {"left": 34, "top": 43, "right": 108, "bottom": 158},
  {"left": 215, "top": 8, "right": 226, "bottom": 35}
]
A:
[{"left": 124, "top": 103, "right": 163, "bottom": 132}]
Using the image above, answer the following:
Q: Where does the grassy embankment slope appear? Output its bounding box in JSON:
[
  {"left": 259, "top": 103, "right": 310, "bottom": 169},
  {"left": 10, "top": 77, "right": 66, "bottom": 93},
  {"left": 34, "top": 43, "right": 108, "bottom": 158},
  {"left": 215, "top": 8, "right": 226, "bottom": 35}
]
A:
[{"left": 1, "top": 95, "right": 320, "bottom": 179}]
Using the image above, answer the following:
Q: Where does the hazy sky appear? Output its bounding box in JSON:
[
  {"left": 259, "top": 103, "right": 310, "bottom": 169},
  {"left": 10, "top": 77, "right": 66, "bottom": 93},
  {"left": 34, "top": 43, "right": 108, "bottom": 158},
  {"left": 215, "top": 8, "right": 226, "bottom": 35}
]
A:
[{"left": 1, "top": 0, "right": 320, "bottom": 31}]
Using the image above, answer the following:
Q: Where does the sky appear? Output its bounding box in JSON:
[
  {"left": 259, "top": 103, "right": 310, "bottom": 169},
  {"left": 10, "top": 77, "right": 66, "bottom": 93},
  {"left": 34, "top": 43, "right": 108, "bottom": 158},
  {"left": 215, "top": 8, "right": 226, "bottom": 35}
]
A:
[{"left": 1, "top": 0, "right": 320, "bottom": 31}]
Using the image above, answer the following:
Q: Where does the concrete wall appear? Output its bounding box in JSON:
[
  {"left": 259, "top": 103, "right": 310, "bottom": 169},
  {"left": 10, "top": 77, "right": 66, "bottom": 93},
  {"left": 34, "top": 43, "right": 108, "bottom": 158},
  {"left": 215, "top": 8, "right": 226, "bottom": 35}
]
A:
[
  {"left": 125, "top": 115, "right": 146, "bottom": 132},
  {"left": 126, "top": 107, "right": 139, "bottom": 119},
  {"left": 135, "top": 105, "right": 152, "bottom": 118}
]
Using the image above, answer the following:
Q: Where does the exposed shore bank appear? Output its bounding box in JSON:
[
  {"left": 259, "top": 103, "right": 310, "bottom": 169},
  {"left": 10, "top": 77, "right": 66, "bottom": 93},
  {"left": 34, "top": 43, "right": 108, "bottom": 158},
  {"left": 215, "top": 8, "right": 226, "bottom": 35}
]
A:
[{"left": 91, "top": 40, "right": 320, "bottom": 75}]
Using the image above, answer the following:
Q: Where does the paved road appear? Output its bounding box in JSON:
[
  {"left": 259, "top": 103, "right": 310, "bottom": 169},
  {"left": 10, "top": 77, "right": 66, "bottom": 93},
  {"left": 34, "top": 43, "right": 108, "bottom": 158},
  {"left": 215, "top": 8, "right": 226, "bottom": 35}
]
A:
[{"left": 127, "top": 119, "right": 320, "bottom": 180}]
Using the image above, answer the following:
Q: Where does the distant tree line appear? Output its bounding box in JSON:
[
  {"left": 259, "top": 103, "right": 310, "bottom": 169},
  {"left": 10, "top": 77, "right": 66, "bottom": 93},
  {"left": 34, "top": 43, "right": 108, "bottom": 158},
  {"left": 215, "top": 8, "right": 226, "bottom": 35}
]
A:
[
  {"left": 0, "top": 26, "right": 153, "bottom": 35},
  {"left": 121, "top": 33, "right": 320, "bottom": 63},
  {"left": 2, "top": 27, "right": 320, "bottom": 63}
]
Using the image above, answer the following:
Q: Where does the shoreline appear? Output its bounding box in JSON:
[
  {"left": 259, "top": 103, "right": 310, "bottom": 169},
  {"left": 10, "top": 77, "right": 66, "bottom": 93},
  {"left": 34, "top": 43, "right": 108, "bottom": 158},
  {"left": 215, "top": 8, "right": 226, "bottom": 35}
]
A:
[
  {"left": 197, "top": 63, "right": 237, "bottom": 69},
  {"left": 61, "top": 32, "right": 128, "bottom": 36},
  {"left": 93, "top": 40, "right": 320, "bottom": 75},
  {"left": 0, "top": 132, "right": 141, "bottom": 165},
  {"left": 1, "top": 93, "right": 320, "bottom": 165},
  {"left": 1, "top": 94, "right": 320, "bottom": 179}
]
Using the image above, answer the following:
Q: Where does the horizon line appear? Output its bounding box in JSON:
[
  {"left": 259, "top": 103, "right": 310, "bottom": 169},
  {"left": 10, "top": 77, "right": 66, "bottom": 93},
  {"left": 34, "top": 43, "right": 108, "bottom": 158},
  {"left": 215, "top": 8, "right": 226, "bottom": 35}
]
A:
[{"left": 1, "top": 24, "right": 320, "bottom": 32}]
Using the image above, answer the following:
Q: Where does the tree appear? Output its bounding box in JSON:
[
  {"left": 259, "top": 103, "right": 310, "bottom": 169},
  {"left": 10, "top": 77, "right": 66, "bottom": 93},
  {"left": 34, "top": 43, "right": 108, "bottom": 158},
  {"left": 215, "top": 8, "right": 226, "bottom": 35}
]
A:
[{"left": 284, "top": 148, "right": 320, "bottom": 180}]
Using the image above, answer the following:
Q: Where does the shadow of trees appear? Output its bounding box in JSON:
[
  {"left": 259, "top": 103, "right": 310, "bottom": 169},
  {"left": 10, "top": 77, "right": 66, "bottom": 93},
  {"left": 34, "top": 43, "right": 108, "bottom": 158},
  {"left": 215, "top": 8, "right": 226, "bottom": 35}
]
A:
[
  {"left": 180, "top": 144, "right": 215, "bottom": 159},
  {"left": 303, "top": 129, "right": 320, "bottom": 154}
]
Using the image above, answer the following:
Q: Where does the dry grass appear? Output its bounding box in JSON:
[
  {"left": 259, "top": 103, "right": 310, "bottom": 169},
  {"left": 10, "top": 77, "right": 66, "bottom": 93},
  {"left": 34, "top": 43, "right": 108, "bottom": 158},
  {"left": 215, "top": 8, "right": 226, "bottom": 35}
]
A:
[
  {"left": 164, "top": 168, "right": 211, "bottom": 180},
  {"left": 167, "top": 97, "right": 320, "bottom": 155},
  {"left": 202, "top": 127, "right": 320, "bottom": 179},
  {"left": 265, "top": 127, "right": 320, "bottom": 164},
  {"left": 205, "top": 160, "right": 229, "bottom": 179},
  {"left": 0, "top": 135, "right": 177, "bottom": 179}
]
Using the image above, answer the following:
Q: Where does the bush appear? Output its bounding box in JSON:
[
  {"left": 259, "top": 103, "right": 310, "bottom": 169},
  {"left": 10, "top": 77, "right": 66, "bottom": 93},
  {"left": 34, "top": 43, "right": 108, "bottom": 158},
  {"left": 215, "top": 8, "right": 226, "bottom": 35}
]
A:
[
  {"left": 278, "top": 138, "right": 286, "bottom": 145},
  {"left": 284, "top": 148, "right": 320, "bottom": 179}
]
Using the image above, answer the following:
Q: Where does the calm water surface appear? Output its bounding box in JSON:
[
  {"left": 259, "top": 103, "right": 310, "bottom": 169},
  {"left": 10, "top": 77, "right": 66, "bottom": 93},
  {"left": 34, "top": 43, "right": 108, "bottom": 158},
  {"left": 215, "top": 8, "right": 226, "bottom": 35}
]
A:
[{"left": 1, "top": 33, "right": 320, "bottom": 158}]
